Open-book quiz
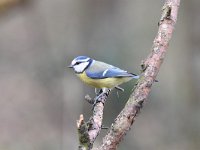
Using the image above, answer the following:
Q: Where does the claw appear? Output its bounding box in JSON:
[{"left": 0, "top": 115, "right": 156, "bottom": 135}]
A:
[{"left": 101, "top": 125, "right": 109, "bottom": 129}]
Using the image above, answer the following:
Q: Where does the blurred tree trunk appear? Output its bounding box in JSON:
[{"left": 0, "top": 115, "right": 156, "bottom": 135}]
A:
[{"left": 0, "top": 0, "right": 25, "bottom": 12}]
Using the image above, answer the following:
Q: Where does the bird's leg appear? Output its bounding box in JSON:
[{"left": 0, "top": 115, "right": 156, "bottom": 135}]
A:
[
  {"left": 116, "top": 91, "right": 119, "bottom": 98},
  {"left": 115, "top": 86, "right": 124, "bottom": 98},
  {"left": 115, "top": 86, "right": 124, "bottom": 92},
  {"left": 95, "top": 88, "right": 99, "bottom": 94}
]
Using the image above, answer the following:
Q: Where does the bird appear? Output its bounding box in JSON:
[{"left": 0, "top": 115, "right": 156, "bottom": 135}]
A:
[{"left": 68, "top": 56, "right": 139, "bottom": 96}]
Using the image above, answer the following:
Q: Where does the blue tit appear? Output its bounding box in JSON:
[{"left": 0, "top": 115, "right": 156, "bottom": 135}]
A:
[{"left": 68, "top": 56, "right": 139, "bottom": 93}]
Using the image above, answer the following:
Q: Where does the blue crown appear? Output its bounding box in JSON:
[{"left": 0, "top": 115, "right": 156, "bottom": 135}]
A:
[{"left": 75, "top": 56, "right": 90, "bottom": 61}]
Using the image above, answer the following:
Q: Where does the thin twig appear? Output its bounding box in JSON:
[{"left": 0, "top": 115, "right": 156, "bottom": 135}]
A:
[{"left": 77, "top": 90, "right": 111, "bottom": 150}]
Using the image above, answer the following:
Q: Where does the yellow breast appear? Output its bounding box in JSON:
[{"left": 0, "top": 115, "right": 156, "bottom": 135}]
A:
[{"left": 76, "top": 72, "right": 132, "bottom": 88}]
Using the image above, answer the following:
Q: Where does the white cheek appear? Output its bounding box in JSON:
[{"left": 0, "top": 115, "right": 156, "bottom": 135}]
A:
[
  {"left": 71, "top": 60, "right": 76, "bottom": 66},
  {"left": 74, "top": 62, "right": 89, "bottom": 73}
]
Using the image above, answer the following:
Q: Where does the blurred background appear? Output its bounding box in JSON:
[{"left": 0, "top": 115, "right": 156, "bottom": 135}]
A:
[{"left": 0, "top": 0, "right": 200, "bottom": 150}]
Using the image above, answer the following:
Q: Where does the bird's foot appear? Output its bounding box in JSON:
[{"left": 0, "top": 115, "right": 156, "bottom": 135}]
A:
[{"left": 92, "top": 88, "right": 110, "bottom": 110}]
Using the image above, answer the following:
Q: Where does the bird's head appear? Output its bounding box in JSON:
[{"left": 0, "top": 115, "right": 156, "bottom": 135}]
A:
[{"left": 68, "top": 56, "right": 94, "bottom": 73}]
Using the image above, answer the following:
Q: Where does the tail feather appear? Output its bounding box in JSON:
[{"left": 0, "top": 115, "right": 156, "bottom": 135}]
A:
[
  {"left": 131, "top": 73, "right": 159, "bottom": 82},
  {"left": 130, "top": 73, "right": 140, "bottom": 79},
  {"left": 132, "top": 75, "right": 140, "bottom": 79}
]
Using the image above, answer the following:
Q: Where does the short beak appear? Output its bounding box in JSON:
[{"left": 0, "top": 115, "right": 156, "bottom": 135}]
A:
[{"left": 68, "top": 65, "right": 73, "bottom": 68}]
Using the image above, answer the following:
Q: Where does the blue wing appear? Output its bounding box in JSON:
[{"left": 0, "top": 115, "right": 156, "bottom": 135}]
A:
[{"left": 85, "top": 61, "right": 135, "bottom": 79}]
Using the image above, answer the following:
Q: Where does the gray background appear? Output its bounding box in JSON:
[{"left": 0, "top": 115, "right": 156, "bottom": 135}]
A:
[{"left": 0, "top": 0, "right": 200, "bottom": 150}]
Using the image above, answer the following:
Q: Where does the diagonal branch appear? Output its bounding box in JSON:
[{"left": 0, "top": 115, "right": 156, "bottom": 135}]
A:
[{"left": 98, "top": 0, "right": 180, "bottom": 149}]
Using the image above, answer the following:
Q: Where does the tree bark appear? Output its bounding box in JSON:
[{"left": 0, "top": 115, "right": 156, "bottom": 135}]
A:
[{"left": 98, "top": 0, "right": 180, "bottom": 149}]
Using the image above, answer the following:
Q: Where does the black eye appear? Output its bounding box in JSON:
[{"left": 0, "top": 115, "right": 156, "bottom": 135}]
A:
[{"left": 75, "top": 62, "right": 81, "bottom": 65}]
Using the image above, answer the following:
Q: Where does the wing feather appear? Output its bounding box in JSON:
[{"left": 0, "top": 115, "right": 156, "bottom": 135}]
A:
[{"left": 85, "top": 61, "right": 134, "bottom": 79}]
